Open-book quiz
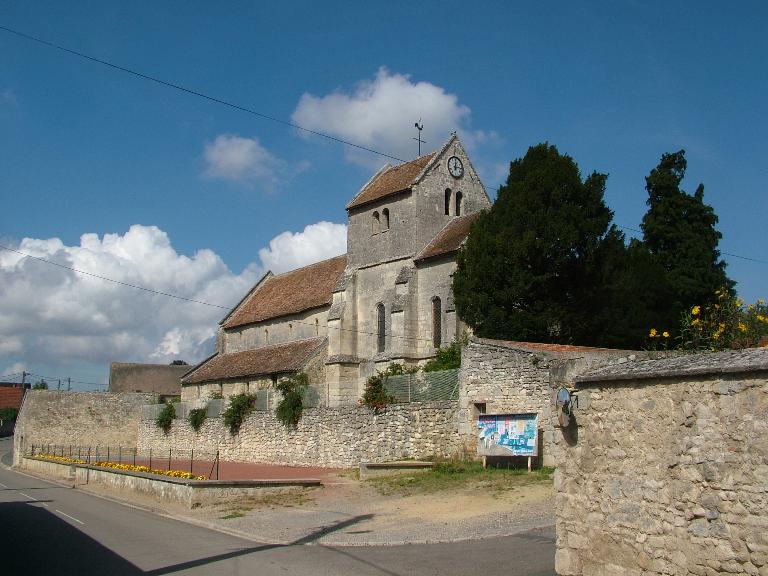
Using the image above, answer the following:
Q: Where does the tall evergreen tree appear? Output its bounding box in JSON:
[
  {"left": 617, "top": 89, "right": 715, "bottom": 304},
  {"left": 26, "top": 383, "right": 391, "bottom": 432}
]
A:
[
  {"left": 641, "top": 150, "right": 733, "bottom": 327},
  {"left": 453, "top": 143, "right": 625, "bottom": 345}
]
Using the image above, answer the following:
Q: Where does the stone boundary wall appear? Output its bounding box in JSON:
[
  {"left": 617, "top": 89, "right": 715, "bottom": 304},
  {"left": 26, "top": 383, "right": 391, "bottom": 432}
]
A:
[
  {"left": 138, "top": 401, "right": 461, "bottom": 468},
  {"left": 13, "top": 391, "right": 155, "bottom": 466},
  {"left": 459, "top": 338, "right": 642, "bottom": 467},
  {"left": 555, "top": 348, "right": 768, "bottom": 576}
]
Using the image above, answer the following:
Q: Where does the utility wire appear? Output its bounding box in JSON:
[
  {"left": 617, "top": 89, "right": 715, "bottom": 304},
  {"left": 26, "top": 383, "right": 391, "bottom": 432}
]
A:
[
  {"left": 0, "top": 25, "right": 406, "bottom": 164},
  {"left": 0, "top": 372, "right": 22, "bottom": 381},
  {"left": 0, "top": 244, "right": 232, "bottom": 310},
  {"left": 615, "top": 225, "right": 768, "bottom": 265},
  {"left": 27, "top": 371, "right": 107, "bottom": 388},
  {"left": 0, "top": 243, "right": 439, "bottom": 344}
]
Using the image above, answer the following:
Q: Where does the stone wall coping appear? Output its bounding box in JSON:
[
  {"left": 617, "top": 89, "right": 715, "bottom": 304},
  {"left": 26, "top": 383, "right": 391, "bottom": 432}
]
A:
[
  {"left": 469, "top": 336, "right": 634, "bottom": 358},
  {"left": 575, "top": 347, "right": 768, "bottom": 385},
  {"left": 25, "top": 457, "right": 322, "bottom": 487},
  {"left": 362, "top": 461, "right": 434, "bottom": 469}
]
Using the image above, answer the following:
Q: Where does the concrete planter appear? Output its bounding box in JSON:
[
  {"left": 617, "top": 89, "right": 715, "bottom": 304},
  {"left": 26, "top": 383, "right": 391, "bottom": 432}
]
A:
[{"left": 20, "top": 457, "right": 320, "bottom": 508}]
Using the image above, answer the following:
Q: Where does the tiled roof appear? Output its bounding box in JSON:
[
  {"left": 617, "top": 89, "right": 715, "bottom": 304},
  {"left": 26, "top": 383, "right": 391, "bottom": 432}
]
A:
[
  {"left": 182, "top": 338, "right": 326, "bottom": 384},
  {"left": 346, "top": 153, "right": 435, "bottom": 210},
  {"left": 109, "top": 363, "right": 187, "bottom": 395},
  {"left": 473, "top": 337, "right": 624, "bottom": 354},
  {"left": 0, "top": 386, "right": 24, "bottom": 409},
  {"left": 415, "top": 213, "right": 480, "bottom": 262},
  {"left": 224, "top": 255, "right": 347, "bottom": 328}
]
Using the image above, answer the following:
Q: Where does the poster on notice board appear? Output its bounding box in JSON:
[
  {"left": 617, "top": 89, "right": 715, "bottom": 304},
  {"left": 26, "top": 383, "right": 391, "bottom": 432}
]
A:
[{"left": 477, "top": 413, "right": 538, "bottom": 457}]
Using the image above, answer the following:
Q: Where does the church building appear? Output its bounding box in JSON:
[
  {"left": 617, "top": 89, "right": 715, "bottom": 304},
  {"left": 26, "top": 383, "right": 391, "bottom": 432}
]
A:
[{"left": 181, "top": 134, "right": 490, "bottom": 406}]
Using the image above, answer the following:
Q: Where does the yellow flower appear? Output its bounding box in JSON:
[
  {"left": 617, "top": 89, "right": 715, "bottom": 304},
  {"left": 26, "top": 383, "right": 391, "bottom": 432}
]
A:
[
  {"left": 738, "top": 322, "right": 747, "bottom": 333},
  {"left": 691, "top": 305, "right": 701, "bottom": 316},
  {"left": 662, "top": 331, "right": 670, "bottom": 338},
  {"left": 691, "top": 318, "right": 701, "bottom": 327},
  {"left": 649, "top": 328, "right": 658, "bottom": 338},
  {"left": 758, "top": 299, "right": 766, "bottom": 306}
]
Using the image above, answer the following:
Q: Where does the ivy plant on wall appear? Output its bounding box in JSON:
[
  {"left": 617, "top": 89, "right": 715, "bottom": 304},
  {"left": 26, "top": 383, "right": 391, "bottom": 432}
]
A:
[
  {"left": 187, "top": 407, "right": 208, "bottom": 432},
  {"left": 275, "top": 372, "right": 309, "bottom": 429},
  {"left": 222, "top": 393, "right": 256, "bottom": 434},
  {"left": 155, "top": 402, "right": 176, "bottom": 435}
]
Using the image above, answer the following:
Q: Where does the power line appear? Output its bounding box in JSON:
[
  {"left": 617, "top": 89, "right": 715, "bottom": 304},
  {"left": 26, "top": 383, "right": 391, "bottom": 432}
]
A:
[
  {"left": 0, "top": 244, "right": 232, "bottom": 310},
  {"left": 27, "top": 371, "right": 107, "bottom": 388},
  {"left": 0, "top": 372, "right": 22, "bottom": 381},
  {"left": 615, "top": 224, "right": 768, "bottom": 265},
  {"left": 0, "top": 25, "right": 406, "bottom": 164}
]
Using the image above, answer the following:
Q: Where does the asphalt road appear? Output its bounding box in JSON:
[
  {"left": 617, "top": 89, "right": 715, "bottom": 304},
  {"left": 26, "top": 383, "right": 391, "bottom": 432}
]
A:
[{"left": 0, "top": 438, "right": 555, "bottom": 575}]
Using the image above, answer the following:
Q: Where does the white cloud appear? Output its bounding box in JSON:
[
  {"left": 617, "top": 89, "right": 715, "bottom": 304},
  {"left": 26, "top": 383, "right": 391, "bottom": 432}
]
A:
[
  {"left": 0, "top": 222, "right": 347, "bottom": 383},
  {"left": 292, "top": 68, "right": 479, "bottom": 167},
  {"left": 204, "top": 134, "right": 286, "bottom": 189},
  {"left": 1, "top": 362, "right": 25, "bottom": 378},
  {"left": 259, "top": 221, "right": 347, "bottom": 274}
]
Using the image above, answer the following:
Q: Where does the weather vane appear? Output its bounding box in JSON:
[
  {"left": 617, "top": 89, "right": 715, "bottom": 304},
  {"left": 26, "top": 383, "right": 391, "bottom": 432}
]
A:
[{"left": 413, "top": 120, "right": 425, "bottom": 156}]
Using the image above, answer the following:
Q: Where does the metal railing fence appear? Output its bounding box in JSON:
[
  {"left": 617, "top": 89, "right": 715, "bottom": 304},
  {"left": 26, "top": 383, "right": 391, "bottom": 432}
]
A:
[
  {"left": 383, "top": 368, "right": 460, "bottom": 403},
  {"left": 26, "top": 443, "right": 221, "bottom": 479}
]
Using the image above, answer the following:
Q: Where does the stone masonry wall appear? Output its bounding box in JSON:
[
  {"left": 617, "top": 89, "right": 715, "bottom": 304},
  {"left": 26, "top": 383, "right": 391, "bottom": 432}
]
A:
[
  {"left": 459, "top": 338, "right": 643, "bottom": 467},
  {"left": 137, "top": 401, "right": 461, "bottom": 468},
  {"left": 556, "top": 349, "right": 768, "bottom": 576},
  {"left": 13, "top": 390, "right": 154, "bottom": 465}
]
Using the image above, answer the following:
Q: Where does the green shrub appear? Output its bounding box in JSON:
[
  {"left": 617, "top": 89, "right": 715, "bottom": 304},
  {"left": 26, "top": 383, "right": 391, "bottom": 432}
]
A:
[
  {"left": 0, "top": 407, "right": 18, "bottom": 422},
  {"left": 222, "top": 393, "right": 256, "bottom": 434},
  {"left": 360, "top": 366, "right": 399, "bottom": 412},
  {"left": 155, "top": 402, "right": 176, "bottom": 434},
  {"left": 275, "top": 372, "right": 309, "bottom": 428},
  {"left": 423, "top": 341, "right": 462, "bottom": 372},
  {"left": 187, "top": 407, "right": 208, "bottom": 432}
]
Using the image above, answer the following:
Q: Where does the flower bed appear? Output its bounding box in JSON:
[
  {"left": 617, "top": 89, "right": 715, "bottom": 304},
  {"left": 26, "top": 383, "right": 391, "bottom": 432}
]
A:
[
  {"left": 34, "top": 453, "right": 86, "bottom": 464},
  {"left": 91, "top": 460, "right": 206, "bottom": 480}
]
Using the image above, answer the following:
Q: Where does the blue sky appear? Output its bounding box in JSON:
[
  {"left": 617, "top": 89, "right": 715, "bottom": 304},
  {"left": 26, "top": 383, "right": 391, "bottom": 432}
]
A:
[{"left": 0, "top": 2, "right": 766, "bottom": 388}]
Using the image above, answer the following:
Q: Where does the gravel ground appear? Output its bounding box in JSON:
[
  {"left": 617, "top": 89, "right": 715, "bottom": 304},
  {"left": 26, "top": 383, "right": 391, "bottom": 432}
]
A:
[{"left": 182, "top": 472, "right": 556, "bottom": 546}]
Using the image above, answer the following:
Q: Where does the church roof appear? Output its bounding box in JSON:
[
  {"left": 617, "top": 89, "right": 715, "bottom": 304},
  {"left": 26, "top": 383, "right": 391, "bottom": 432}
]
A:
[
  {"left": 415, "top": 212, "right": 481, "bottom": 262},
  {"left": 346, "top": 152, "right": 436, "bottom": 210},
  {"left": 223, "top": 255, "right": 347, "bottom": 328},
  {"left": 181, "top": 338, "right": 326, "bottom": 384}
]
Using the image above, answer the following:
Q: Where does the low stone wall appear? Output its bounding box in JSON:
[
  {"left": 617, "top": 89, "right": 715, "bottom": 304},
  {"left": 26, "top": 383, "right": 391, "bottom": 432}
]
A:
[
  {"left": 138, "top": 401, "right": 461, "bottom": 468},
  {"left": 555, "top": 348, "right": 768, "bottom": 576},
  {"left": 13, "top": 391, "right": 155, "bottom": 466},
  {"left": 20, "top": 457, "right": 316, "bottom": 508}
]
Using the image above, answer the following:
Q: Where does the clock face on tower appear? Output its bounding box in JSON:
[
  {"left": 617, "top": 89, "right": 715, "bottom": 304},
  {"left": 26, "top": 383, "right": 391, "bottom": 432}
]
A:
[{"left": 447, "top": 156, "right": 464, "bottom": 178}]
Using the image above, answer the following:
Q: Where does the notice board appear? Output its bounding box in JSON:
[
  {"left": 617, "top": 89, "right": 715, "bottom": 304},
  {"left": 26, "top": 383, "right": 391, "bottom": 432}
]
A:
[{"left": 477, "top": 413, "right": 538, "bottom": 457}]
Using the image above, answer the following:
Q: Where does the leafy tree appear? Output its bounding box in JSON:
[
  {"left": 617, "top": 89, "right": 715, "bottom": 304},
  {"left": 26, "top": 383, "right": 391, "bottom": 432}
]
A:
[
  {"left": 170, "top": 360, "right": 189, "bottom": 366},
  {"left": 0, "top": 407, "right": 18, "bottom": 422},
  {"left": 453, "top": 143, "right": 626, "bottom": 345},
  {"left": 32, "top": 380, "right": 48, "bottom": 390},
  {"left": 641, "top": 150, "right": 734, "bottom": 327}
]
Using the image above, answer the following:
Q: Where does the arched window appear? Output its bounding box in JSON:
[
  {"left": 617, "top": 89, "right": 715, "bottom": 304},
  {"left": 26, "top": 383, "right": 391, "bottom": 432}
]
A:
[
  {"left": 372, "top": 211, "right": 380, "bottom": 235},
  {"left": 382, "top": 208, "right": 390, "bottom": 230},
  {"left": 264, "top": 329, "right": 269, "bottom": 345},
  {"left": 315, "top": 318, "right": 319, "bottom": 336},
  {"left": 455, "top": 191, "right": 463, "bottom": 216},
  {"left": 288, "top": 323, "right": 293, "bottom": 339},
  {"left": 432, "top": 297, "right": 442, "bottom": 349},
  {"left": 444, "top": 189, "right": 452, "bottom": 216},
  {"left": 376, "top": 303, "right": 386, "bottom": 353}
]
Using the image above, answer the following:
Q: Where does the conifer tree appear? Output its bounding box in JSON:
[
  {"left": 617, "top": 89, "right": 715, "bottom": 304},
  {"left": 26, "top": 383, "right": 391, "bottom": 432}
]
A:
[
  {"left": 640, "top": 150, "right": 733, "bottom": 327},
  {"left": 453, "top": 143, "right": 625, "bottom": 345}
]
